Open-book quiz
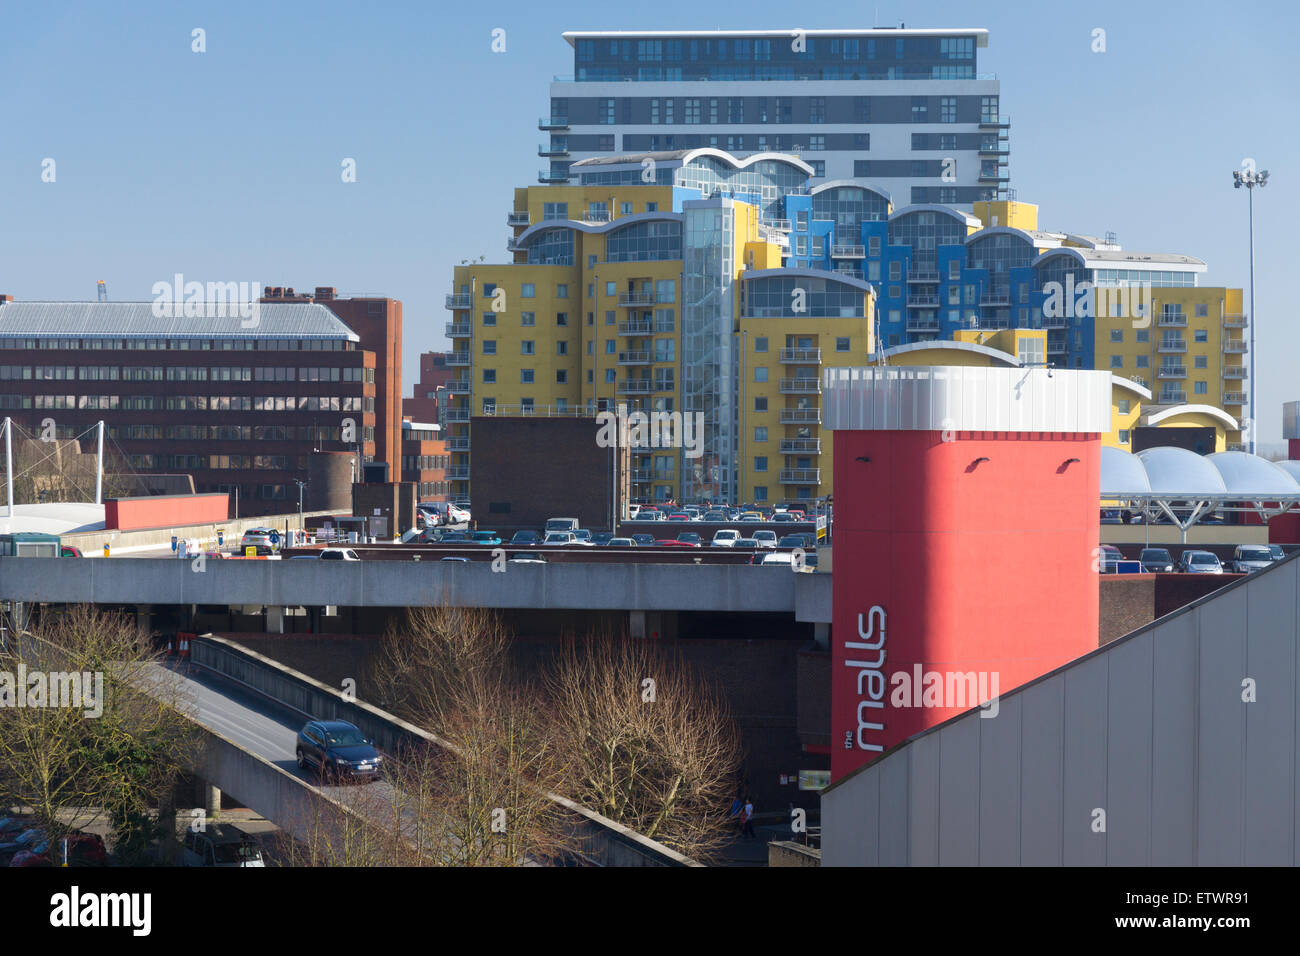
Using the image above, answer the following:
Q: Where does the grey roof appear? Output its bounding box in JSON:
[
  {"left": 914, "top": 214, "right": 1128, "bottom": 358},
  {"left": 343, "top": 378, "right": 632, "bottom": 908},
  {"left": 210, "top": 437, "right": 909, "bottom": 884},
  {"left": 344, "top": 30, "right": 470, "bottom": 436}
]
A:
[{"left": 0, "top": 301, "right": 359, "bottom": 340}]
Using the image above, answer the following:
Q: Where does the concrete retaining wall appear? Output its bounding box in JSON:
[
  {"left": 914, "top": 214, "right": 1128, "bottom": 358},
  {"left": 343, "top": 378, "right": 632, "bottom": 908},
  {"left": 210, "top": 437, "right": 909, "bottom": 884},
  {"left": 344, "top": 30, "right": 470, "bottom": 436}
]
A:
[{"left": 63, "top": 510, "right": 336, "bottom": 555}]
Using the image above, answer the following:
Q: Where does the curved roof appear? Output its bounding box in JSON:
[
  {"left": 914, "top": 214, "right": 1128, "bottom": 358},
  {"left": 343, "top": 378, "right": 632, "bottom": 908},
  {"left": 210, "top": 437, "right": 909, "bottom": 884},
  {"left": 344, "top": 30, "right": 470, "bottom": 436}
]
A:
[
  {"left": 1032, "top": 246, "right": 1207, "bottom": 272},
  {"left": 1276, "top": 460, "right": 1300, "bottom": 485},
  {"left": 1144, "top": 403, "right": 1238, "bottom": 431},
  {"left": 887, "top": 204, "right": 982, "bottom": 229},
  {"left": 571, "top": 148, "right": 814, "bottom": 177},
  {"left": 1111, "top": 374, "right": 1152, "bottom": 401},
  {"left": 1101, "top": 446, "right": 1300, "bottom": 499},
  {"left": 513, "top": 212, "right": 682, "bottom": 245},
  {"left": 809, "top": 179, "right": 892, "bottom": 204},
  {"left": 741, "top": 267, "right": 875, "bottom": 294},
  {"left": 878, "top": 339, "right": 1021, "bottom": 367},
  {"left": 966, "top": 226, "right": 1063, "bottom": 249}
]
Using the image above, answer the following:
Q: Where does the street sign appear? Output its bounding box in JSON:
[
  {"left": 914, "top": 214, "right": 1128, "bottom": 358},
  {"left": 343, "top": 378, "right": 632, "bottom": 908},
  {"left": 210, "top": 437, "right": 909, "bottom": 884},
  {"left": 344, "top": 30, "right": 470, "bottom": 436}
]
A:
[{"left": 268, "top": 530, "right": 280, "bottom": 548}]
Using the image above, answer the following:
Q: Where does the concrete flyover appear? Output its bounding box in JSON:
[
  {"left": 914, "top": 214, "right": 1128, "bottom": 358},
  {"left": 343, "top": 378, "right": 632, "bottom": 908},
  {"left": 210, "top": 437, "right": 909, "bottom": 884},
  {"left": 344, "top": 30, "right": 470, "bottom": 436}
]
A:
[{"left": 0, "top": 557, "right": 833, "bottom": 622}]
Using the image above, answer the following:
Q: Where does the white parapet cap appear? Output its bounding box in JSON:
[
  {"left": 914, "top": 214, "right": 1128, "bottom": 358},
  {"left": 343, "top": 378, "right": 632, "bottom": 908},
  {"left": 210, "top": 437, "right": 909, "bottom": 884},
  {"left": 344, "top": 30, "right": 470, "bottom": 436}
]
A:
[{"left": 822, "top": 366, "right": 1113, "bottom": 434}]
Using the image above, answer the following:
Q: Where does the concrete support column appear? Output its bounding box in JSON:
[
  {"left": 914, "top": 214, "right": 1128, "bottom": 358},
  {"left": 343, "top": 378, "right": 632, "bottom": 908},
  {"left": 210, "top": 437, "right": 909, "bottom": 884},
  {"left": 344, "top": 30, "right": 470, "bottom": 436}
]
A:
[
  {"left": 266, "top": 606, "right": 285, "bottom": 634},
  {"left": 813, "top": 621, "right": 830, "bottom": 651},
  {"left": 629, "top": 610, "right": 646, "bottom": 639},
  {"left": 135, "top": 604, "right": 151, "bottom": 633},
  {"left": 204, "top": 782, "right": 222, "bottom": 821}
]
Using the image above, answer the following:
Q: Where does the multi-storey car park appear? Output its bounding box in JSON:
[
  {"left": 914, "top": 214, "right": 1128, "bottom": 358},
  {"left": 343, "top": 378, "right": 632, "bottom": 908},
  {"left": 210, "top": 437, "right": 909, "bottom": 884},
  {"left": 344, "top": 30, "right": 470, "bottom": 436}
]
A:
[
  {"left": 541, "top": 28, "right": 1010, "bottom": 207},
  {"left": 444, "top": 147, "right": 1247, "bottom": 508}
]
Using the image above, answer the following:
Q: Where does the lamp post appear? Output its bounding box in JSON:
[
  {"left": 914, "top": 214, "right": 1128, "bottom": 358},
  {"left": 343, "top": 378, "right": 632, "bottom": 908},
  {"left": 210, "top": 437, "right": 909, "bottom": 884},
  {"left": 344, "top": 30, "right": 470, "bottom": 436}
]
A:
[
  {"left": 294, "top": 479, "right": 306, "bottom": 543},
  {"left": 1232, "top": 164, "right": 1269, "bottom": 454}
]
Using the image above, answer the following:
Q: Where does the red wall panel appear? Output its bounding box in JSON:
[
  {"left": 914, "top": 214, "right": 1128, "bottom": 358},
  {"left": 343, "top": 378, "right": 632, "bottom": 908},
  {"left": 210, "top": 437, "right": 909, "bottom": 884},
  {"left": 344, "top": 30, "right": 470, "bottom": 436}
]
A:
[{"left": 105, "top": 494, "right": 230, "bottom": 531}]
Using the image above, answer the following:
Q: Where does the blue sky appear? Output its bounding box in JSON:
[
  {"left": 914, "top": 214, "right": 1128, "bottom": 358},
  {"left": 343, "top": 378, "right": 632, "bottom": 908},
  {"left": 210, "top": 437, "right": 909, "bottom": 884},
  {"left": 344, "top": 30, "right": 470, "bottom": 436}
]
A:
[{"left": 2, "top": 0, "right": 1295, "bottom": 442}]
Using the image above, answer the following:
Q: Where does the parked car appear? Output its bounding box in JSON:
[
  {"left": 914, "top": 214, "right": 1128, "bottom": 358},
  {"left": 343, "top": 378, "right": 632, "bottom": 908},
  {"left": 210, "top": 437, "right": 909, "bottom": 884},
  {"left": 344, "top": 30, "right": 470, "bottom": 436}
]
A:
[
  {"left": 1231, "top": 545, "right": 1275, "bottom": 574},
  {"left": 509, "top": 530, "right": 540, "bottom": 546},
  {"left": 468, "top": 531, "right": 502, "bottom": 546},
  {"left": 296, "top": 719, "right": 383, "bottom": 783},
  {"left": 0, "top": 828, "right": 46, "bottom": 865},
  {"left": 60, "top": 546, "right": 83, "bottom": 558},
  {"left": 1138, "top": 547, "right": 1174, "bottom": 573},
  {"left": 751, "top": 551, "right": 800, "bottom": 567},
  {"left": 655, "top": 539, "right": 699, "bottom": 548},
  {"left": 777, "top": 534, "right": 807, "bottom": 549},
  {"left": 318, "top": 548, "right": 360, "bottom": 561},
  {"left": 507, "top": 552, "right": 547, "bottom": 564},
  {"left": 770, "top": 512, "right": 796, "bottom": 523},
  {"left": 666, "top": 513, "right": 691, "bottom": 523},
  {"left": 711, "top": 530, "right": 740, "bottom": 548},
  {"left": 181, "top": 825, "right": 264, "bottom": 868},
  {"left": 447, "top": 504, "right": 471, "bottom": 525},
  {"left": 677, "top": 532, "right": 701, "bottom": 546},
  {"left": 732, "top": 538, "right": 759, "bottom": 551},
  {"left": 1178, "top": 550, "right": 1224, "bottom": 574},
  {"left": 239, "top": 528, "right": 277, "bottom": 554},
  {"left": 543, "top": 531, "right": 578, "bottom": 546},
  {"left": 440, "top": 530, "right": 469, "bottom": 543},
  {"left": 1268, "top": 544, "right": 1285, "bottom": 562},
  {"left": 626, "top": 504, "right": 642, "bottom": 520},
  {"left": 544, "top": 517, "right": 580, "bottom": 534},
  {"left": 631, "top": 533, "right": 656, "bottom": 547},
  {"left": 591, "top": 532, "right": 613, "bottom": 546},
  {"left": 11, "top": 831, "right": 108, "bottom": 868},
  {"left": 738, "top": 512, "right": 762, "bottom": 523},
  {"left": 703, "top": 510, "right": 728, "bottom": 522},
  {"left": 751, "top": 530, "right": 778, "bottom": 550},
  {"left": 0, "top": 818, "right": 29, "bottom": 841},
  {"left": 573, "top": 529, "right": 595, "bottom": 546},
  {"left": 440, "top": 556, "right": 469, "bottom": 562},
  {"left": 1098, "top": 544, "right": 1123, "bottom": 573},
  {"left": 607, "top": 537, "right": 637, "bottom": 547}
]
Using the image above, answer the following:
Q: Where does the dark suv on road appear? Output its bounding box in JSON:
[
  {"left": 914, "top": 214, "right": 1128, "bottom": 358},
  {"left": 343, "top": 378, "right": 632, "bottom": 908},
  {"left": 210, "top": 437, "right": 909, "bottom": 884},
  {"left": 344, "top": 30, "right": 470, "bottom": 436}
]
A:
[{"left": 296, "top": 720, "right": 383, "bottom": 783}]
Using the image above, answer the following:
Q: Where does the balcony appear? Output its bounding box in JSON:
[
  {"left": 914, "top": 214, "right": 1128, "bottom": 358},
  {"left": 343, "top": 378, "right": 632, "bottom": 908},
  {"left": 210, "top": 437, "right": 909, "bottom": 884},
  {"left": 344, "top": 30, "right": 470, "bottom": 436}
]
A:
[
  {"left": 1223, "top": 339, "right": 1248, "bottom": 353},
  {"left": 779, "top": 468, "right": 821, "bottom": 484},
  {"left": 779, "top": 407, "right": 821, "bottom": 424},
  {"left": 978, "top": 142, "right": 1011, "bottom": 156},
  {"left": 445, "top": 322, "right": 471, "bottom": 337},
  {"left": 538, "top": 169, "right": 568, "bottom": 184},
  {"left": 618, "top": 320, "right": 652, "bottom": 336},
  {"left": 630, "top": 469, "right": 654, "bottom": 482},
  {"left": 1041, "top": 315, "right": 1068, "bottom": 330},
  {"left": 1156, "top": 312, "right": 1187, "bottom": 327},
  {"left": 1224, "top": 367, "right": 1248, "bottom": 380},
  {"left": 507, "top": 211, "right": 530, "bottom": 227},
  {"left": 506, "top": 237, "right": 523, "bottom": 252},
  {"left": 978, "top": 170, "right": 1012, "bottom": 183},
  {"left": 445, "top": 436, "right": 470, "bottom": 451},
  {"left": 1158, "top": 391, "right": 1187, "bottom": 404},
  {"left": 1223, "top": 313, "right": 1248, "bottom": 328},
  {"left": 978, "top": 116, "right": 1011, "bottom": 129},
  {"left": 581, "top": 209, "right": 613, "bottom": 223},
  {"left": 538, "top": 143, "right": 569, "bottom": 158},
  {"left": 445, "top": 294, "right": 471, "bottom": 310},
  {"left": 906, "top": 294, "right": 940, "bottom": 308},
  {"left": 1156, "top": 365, "right": 1186, "bottom": 379},
  {"left": 538, "top": 117, "right": 569, "bottom": 130},
  {"left": 906, "top": 270, "right": 941, "bottom": 283},
  {"left": 979, "top": 291, "right": 1010, "bottom": 306},
  {"left": 618, "top": 350, "right": 651, "bottom": 365},
  {"left": 618, "top": 380, "right": 653, "bottom": 394},
  {"left": 442, "top": 407, "right": 470, "bottom": 423},
  {"left": 1047, "top": 342, "right": 1068, "bottom": 355},
  {"left": 619, "top": 291, "right": 655, "bottom": 307},
  {"left": 1157, "top": 339, "right": 1187, "bottom": 354},
  {"left": 905, "top": 318, "right": 940, "bottom": 333},
  {"left": 447, "top": 466, "right": 471, "bottom": 481},
  {"left": 779, "top": 438, "right": 821, "bottom": 454},
  {"left": 1223, "top": 391, "right": 1247, "bottom": 405},
  {"left": 447, "top": 379, "right": 471, "bottom": 394},
  {"left": 447, "top": 352, "right": 471, "bottom": 366},
  {"left": 831, "top": 244, "right": 865, "bottom": 259},
  {"left": 764, "top": 219, "right": 792, "bottom": 232},
  {"left": 779, "top": 348, "right": 821, "bottom": 364},
  {"left": 780, "top": 378, "right": 821, "bottom": 394}
]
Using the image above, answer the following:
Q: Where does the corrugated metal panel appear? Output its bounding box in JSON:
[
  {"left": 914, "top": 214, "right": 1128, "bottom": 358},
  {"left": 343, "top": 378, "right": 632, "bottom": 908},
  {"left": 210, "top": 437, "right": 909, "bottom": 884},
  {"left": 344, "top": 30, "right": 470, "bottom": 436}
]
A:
[
  {"left": 822, "top": 366, "right": 1112, "bottom": 435},
  {"left": 0, "top": 302, "right": 359, "bottom": 340},
  {"left": 822, "top": 555, "right": 1300, "bottom": 866}
]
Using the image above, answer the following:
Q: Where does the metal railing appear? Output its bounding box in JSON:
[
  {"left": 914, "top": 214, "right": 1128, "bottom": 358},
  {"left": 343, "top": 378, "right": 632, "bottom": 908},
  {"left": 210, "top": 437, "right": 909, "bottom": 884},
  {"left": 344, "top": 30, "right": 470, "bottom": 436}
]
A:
[
  {"left": 538, "top": 117, "right": 569, "bottom": 129},
  {"left": 1223, "top": 392, "right": 1247, "bottom": 404},
  {"left": 906, "top": 294, "right": 940, "bottom": 307},
  {"left": 1223, "top": 313, "right": 1248, "bottom": 328},
  {"left": 779, "top": 348, "right": 821, "bottom": 363},
  {"left": 979, "top": 292, "right": 1010, "bottom": 306},
  {"left": 447, "top": 467, "right": 471, "bottom": 481},
  {"left": 442, "top": 407, "right": 470, "bottom": 422},
  {"left": 1158, "top": 391, "right": 1187, "bottom": 403},
  {"left": 1157, "top": 339, "right": 1187, "bottom": 353},
  {"left": 445, "top": 323, "right": 471, "bottom": 337},
  {"left": 445, "top": 436, "right": 470, "bottom": 451},
  {"left": 618, "top": 351, "right": 651, "bottom": 364},
  {"left": 447, "top": 379, "right": 471, "bottom": 394},
  {"left": 618, "top": 380, "right": 653, "bottom": 393},
  {"left": 447, "top": 352, "right": 471, "bottom": 366},
  {"left": 1041, "top": 316, "right": 1068, "bottom": 329},
  {"left": 779, "top": 469, "right": 821, "bottom": 484},
  {"left": 1223, "top": 340, "right": 1248, "bottom": 353},
  {"left": 1156, "top": 365, "right": 1186, "bottom": 379},
  {"left": 764, "top": 219, "right": 792, "bottom": 232},
  {"left": 538, "top": 144, "right": 569, "bottom": 157},
  {"left": 779, "top": 408, "right": 821, "bottom": 424},
  {"left": 905, "top": 319, "right": 940, "bottom": 332},
  {"left": 780, "top": 378, "right": 821, "bottom": 394},
  {"left": 538, "top": 170, "right": 568, "bottom": 183},
  {"left": 831, "top": 244, "right": 865, "bottom": 259},
  {"left": 1156, "top": 312, "right": 1187, "bottom": 327},
  {"left": 445, "top": 294, "right": 471, "bottom": 310},
  {"left": 507, "top": 211, "right": 530, "bottom": 226},
  {"left": 618, "top": 291, "right": 655, "bottom": 306},
  {"left": 779, "top": 438, "right": 821, "bottom": 453},
  {"left": 618, "top": 320, "right": 653, "bottom": 335},
  {"left": 1224, "top": 367, "right": 1248, "bottom": 379},
  {"left": 906, "top": 270, "right": 940, "bottom": 283}
]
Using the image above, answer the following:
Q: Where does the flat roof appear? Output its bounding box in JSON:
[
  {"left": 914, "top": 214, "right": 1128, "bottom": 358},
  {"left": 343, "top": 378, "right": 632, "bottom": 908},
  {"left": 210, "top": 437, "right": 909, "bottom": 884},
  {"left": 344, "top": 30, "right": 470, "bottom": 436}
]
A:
[
  {"left": 562, "top": 28, "right": 990, "bottom": 45},
  {"left": 0, "top": 301, "right": 360, "bottom": 340}
]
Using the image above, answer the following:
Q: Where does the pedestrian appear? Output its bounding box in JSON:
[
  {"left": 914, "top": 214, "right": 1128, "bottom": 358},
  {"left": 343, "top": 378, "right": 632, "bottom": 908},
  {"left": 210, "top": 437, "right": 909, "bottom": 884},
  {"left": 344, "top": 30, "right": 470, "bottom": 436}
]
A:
[
  {"left": 741, "top": 797, "right": 756, "bottom": 839},
  {"left": 729, "top": 793, "right": 744, "bottom": 831}
]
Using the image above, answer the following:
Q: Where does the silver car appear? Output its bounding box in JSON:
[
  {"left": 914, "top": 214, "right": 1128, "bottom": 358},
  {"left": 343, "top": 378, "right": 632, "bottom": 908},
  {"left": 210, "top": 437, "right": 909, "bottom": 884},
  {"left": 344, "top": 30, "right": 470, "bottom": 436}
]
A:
[
  {"left": 1177, "top": 550, "right": 1223, "bottom": 574},
  {"left": 1231, "top": 545, "right": 1274, "bottom": 574}
]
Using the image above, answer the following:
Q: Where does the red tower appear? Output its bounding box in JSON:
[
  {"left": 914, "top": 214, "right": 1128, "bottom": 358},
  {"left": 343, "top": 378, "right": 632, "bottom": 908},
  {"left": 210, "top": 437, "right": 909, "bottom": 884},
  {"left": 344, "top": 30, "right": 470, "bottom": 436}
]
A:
[{"left": 826, "top": 366, "right": 1111, "bottom": 782}]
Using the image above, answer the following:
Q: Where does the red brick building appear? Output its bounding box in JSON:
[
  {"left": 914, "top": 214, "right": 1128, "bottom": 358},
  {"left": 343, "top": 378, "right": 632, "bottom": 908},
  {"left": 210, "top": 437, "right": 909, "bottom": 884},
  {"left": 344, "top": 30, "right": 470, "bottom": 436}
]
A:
[{"left": 402, "top": 351, "right": 454, "bottom": 424}]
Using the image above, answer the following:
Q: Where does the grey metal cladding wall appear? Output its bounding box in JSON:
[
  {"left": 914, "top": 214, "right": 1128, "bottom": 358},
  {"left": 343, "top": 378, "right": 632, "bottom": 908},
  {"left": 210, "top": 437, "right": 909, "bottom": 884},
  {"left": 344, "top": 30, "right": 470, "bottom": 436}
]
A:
[{"left": 822, "top": 555, "right": 1300, "bottom": 866}]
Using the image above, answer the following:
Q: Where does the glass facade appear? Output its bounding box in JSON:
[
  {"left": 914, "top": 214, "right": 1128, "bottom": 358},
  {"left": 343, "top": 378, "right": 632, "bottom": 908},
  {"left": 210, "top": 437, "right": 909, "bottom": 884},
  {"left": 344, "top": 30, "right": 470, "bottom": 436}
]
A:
[
  {"left": 742, "top": 275, "right": 867, "bottom": 318},
  {"left": 605, "top": 220, "right": 683, "bottom": 262},
  {"left": 811, "top": 186, "right": 889, "bottom": 230},
  {"left": 526, "top": 228, "right": 575, "bottom": 265},
  {"left": 888, "top": 210, "right": 967, "bottom": 275}
]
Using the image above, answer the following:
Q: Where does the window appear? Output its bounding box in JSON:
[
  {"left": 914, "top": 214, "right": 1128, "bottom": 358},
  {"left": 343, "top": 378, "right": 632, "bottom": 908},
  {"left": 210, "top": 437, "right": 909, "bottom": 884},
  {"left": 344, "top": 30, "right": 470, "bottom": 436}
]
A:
[
  {"left": 605, "top": 340, "right": 616, "bottom": 354},
  {"left": 645, "top": 202, "right": 657, "bottom": 212},
  {"left": 483, "top": 340, "right": 497, "bottom": 355},
  {"left": 754, "top": 486, "right": 768, "bottom": 502},
  {"left": 556, "top": 284, "right": 569, "bottom": 298},
  {"left": 754, "top": 426, "right": 768, "bottom": 442},
  {"left": 940, "top": 97, "right": 956, "bottom": 123},
  {"left": 521, "top": 311, "right": 535, "bottom": 326},
  {"left": 1135, "top": 329, "right": 1148, "bottom": 342},
  {"left": 809, "top": 97, "right": 826, "bottom": 123},
  {"left": 605, "top": 310, "right": 615, "bottom": 325},
  {"left": 1194, "top": 355, "right": 1208, "bottom": 369},
  {"left": 521, "top": 369, "right": 535, "bottom": 384},
  {"left": 520, "top": 398, "right": 534, "bottom": 413},
  {"left": 754, "top": 337, "right": 768, "bottom": 353},
  {"left": 482, "top": 369, "right": 496, "bottom": 384},
  {"left": 1136, "top": 355, "right": 1150, "bottom": 368},
  {"left": 1110, "top": 329, "right": 1123, "bottom": 343},
  {"left": 807, "top": 135, "right": 825, "bottom": 151},
  {"left": 605, "top": 369, "right": 616, "bottom": 383},
  {"left": 655, "top": 279, "right": 676, "bottom": 303},
  {"left": 557, "top": 341, "right": 568, "bottom": 355},
  {"left": 557, "top": 312, "right": 569, "bottom": 326},
  {"left": 754, "top": 456, "right": 768, "bottom": 473},
  {"left": 1195, "top": 303, "right": 1208, "bottom": 317},
  {"left": 588, "top": 255, "right": 597, "bottom": 269},
  {"left": 605, "top": 281, "right": 616, "bottom": 297},
  {"left": 835, "top": 337, "right": 850, "bottom": 352},
  {"left": 1117, "top": 399, "right": 1130, "bottom": 415},
  {"left": 556, "top": 370, "right": 568, "bottom": 384},
  {"left": 520, "top": 340, "right": 534, "bottom": 355},
  {"left": 1194, "top": 381, "right": 1208, "bottom": 395},
  {"left": 1118, "top": 430, "right": 1130, "bottom": 444},
  {"left": 482, "top": 312, "right": 496, "bottom": 326},
  {"left": 1110, "top": 355, "right": 1123, "bottom": 368},
  {"left": 599, "top": 98, "right": 615, "bottom": 124},
  {"left": 482, "top": 283, "right": 497, "bottom": 299},
  {"left": 520, "top": 283, "right": 535, "bottom": 298},
  {"left": 889, "top": 261, "right": 901, "bottom": 281},
  {"left": 911, "top": 97, "right": 927, "bottom": 122},
  {"left": 754, "top": 397, "right": 768, "bottom": 412},
  {"left": 754, "top": 367, "right": 768, "bottom": 383},
  {"left": 1194, "top": 329, "right": 1208, "bottom": 343}
]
